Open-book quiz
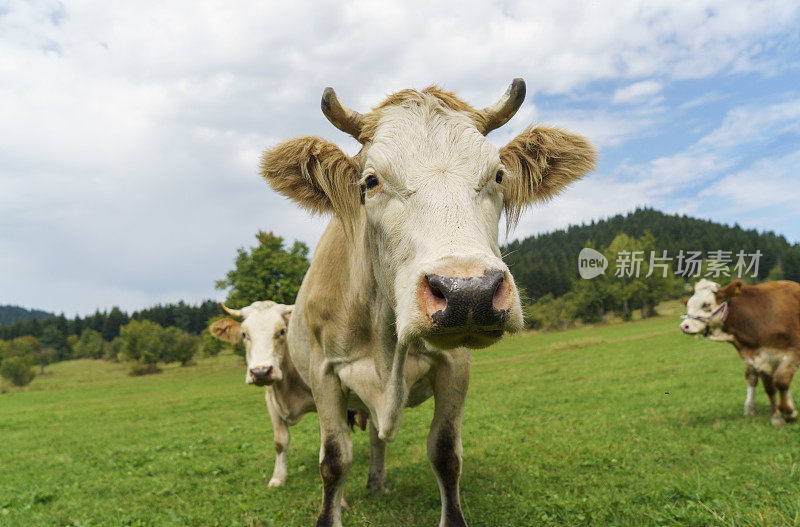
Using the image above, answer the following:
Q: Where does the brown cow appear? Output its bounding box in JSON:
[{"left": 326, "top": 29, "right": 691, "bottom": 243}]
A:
[{"left": 681, "top": 278, "right": 800, "bottom": 425}]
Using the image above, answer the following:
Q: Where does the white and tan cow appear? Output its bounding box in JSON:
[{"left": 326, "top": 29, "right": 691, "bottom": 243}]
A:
[
  {"left": 210, "top": 301, "right": 312, "bottom": 487},
  {"left": 259, "top": 79, "right": 596, "bottom": 526},
  {"left": 681, "top": 278, "right": 800, "bottom": 426},
  {"left": 210, "top": 301, "right": 372, "bottom": 491}
]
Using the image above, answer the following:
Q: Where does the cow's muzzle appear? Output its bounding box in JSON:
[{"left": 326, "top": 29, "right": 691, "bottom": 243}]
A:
[
  {"left": 249, "top": 366, "right": 274, "bottom": 386},
  {"left": 418, "top": 268, "right": 513, "bottom": 348},
  {"left": 426, "top": 268, "right": 509, "bottom": 328}
]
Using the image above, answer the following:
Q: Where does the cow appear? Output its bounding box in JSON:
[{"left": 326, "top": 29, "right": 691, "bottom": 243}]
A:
[
  {"left": 680, "top": 278, "right": 800, "bottom": 426},
  {"left": 210, "top": 301, "right": 313, "bottom": 488},
  {"left": 209, "top": 301, "right": 369, "bottom": 491},
  {"left": 259, "top": 79, "right": 596, "bottom": 526}
]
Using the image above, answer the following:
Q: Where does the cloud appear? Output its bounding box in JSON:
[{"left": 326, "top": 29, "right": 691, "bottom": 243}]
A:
[
  {"left": 1, "top": 0, "right": 800, "bottom": 314},
  {"left": 700, "top": 150, "right": 800, "bottom": 211},
  {"left": 613, "top": 81, "right": 662, "bottom": 104}
]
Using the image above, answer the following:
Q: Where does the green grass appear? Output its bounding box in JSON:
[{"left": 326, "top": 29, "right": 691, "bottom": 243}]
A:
[{"left": 3, "top": 304, "right": 800, "bottom": 526}]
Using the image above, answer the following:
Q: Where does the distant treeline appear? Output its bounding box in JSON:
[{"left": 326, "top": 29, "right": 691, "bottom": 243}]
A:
[
  {"left": 0, "top": 305, "right": 53, "bottom": 326},
  {"left": 0, "top": 300, "right": 219, "bottom": 362},
  {"left": 504, "top": 207, "right": 800, "bottom": 301}
]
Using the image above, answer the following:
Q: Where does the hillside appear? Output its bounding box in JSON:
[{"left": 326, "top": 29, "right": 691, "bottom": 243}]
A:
[
  {"left": 503, "top": 208, "right": 800, "bottom": 299},
  {"left": 0, "top": 305, "right": 53, "bottom": 326}
]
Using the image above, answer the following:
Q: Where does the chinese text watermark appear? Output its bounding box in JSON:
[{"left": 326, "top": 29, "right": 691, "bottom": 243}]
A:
[{"left": 579, "top": 249, "right": 762, "bottom": 279}]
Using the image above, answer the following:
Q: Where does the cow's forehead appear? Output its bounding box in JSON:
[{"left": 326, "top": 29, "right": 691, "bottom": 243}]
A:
[
  {"left": 687, "top": 288, "right": 717, "bottom": 310},
  {"left": 241, "top": 308, "right": 284, "bottom": 333},
  {"left": 366, "top": 100, "right": 499, "bottom": 187}
]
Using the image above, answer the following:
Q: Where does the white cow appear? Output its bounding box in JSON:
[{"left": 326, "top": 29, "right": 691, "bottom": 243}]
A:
[
  {"left": 210, "top": 301, "right": 371, "bottom": 491},
  {"left": 210, "top": 301, "right": 310, "bottom": 487},
  {"left": 259, "top": 79, "right": 596, "bottom": 526}
]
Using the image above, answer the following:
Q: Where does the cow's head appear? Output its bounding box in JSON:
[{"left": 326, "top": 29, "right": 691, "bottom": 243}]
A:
[
  {"left": 680, "top": 279, "right": 741, "bottom": 335},
  {"left": 261, "top": 80, "right": 596, "bottom": 350},
  {"left": 209, "top": 301, "right": 293, "bottom": 385}
]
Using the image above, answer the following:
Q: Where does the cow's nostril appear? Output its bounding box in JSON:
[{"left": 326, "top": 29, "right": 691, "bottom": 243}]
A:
[
  {"left": 265, "top": 366, "right": 273, "bottom": 377},
  {"left": 429, "top": 284, "right": 446, "bottom": 300}
]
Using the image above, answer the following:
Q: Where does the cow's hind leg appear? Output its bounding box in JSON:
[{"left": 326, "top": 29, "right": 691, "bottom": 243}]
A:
[
  {"left": 366, "top": 420, "right": 388, "bottom": 494},
  {"left": 428, "top": 351, "right": 470, "bottom": 527},
  {"left": 744, "top": 366, "right": 758, "bottom": 417},
  {"left": 774, "top": 358, "right": 799, "bottom": 425},
  {"left": 761, "top": 374, "right": 784, "bottom": 426},
  {"left": 265, "top": 390, "right": 290, "bottom": 487},
  {"left": 312, "top": 369, "right": 352, "bottom": 527}
]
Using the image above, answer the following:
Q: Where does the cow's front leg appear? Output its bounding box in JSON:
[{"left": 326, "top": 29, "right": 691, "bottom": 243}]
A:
[
  {"left": 312, "top": 367, "right": 353, "bottom": 527},
  {"left": 744, "top": 366, "right": 758, "bottom": 417},
  {"left": 366, "top": 420, "right": 388, "bottom": 494},
  {"left": 265, "top": 390, "right": 290, "bottom": 487},
  {"left": 427, "top": 350, "right": 470, "bottom": 527},
  {"left": 774, "top": 358, "right": 799, "bottom": 425}
]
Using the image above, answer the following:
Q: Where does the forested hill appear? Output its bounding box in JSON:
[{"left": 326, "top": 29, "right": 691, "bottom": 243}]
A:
[
  {"left": 0, "top": 305, "right": 53, "bottom": 325},
  {"left": 503, "top": 208, "right": 800, "bottom": 300}
]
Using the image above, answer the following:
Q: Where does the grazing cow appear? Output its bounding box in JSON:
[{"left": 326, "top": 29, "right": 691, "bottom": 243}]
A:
[
  {"left": 259, "top": 79, "right": 595, "bottom": 526},
  {"left": 210, "top": 301, "right": 370, "bottom": 491},
  {"left": 680, "top": 279, "right": 800, "bottom": 426}
]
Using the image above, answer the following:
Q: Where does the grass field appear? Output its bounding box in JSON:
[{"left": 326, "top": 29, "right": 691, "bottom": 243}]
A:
[{"left": 3, "top": 302, "right": 800, "bottom": 526}]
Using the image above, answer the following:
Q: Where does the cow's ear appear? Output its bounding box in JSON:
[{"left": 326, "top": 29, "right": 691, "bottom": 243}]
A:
[
  {"left": 681, "top": 297, "right": 689, "bottom": 306},
  {"left": 261, "top": 136, "right": 361, "bottom": 221},
  {"left": 716, "top": 280, "right": 743, "bottom": 302},
  {"left": 500, "top": 126, "right": 596, "bottom": 226},
  {"left": 209, "top": 318, "right": 243, "bottom": 344},
  {"left": 282, "top": 306, "right": 294, "bottom": 324}
]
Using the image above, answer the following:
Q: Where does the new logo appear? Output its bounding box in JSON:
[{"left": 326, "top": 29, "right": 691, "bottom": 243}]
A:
[{"left": 578, "top": 248, "right": 608, "bottom": 279}]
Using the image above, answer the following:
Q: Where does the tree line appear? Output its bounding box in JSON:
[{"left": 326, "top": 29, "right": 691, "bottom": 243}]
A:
[
  {"left": 511, "top": 208, "right": 797, "bottom": 330},
  {"left": 504, "top": 207, "right": 800, "bottom": 301}
]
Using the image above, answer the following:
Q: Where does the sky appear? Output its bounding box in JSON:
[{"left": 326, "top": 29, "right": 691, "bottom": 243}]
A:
[{"left": 2, "top": 0, "right": 800, "bottom": 316}]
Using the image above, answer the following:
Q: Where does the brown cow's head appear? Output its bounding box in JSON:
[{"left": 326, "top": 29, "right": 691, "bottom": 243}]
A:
[
  {"left": 680, "top": 279, "right": 741, "bottom": 336},
  {"left": 210, "top": 301, "right": 293, "bottom": 385},
  {"left": 261, "top": 80, "right": 596, "bottom": 350}
]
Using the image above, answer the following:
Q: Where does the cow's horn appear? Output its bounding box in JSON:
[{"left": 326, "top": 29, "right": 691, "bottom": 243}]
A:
[
  {"left": 321, "top": 87, "right": 364, "bottom": 139},
  {"left": 219, "top": 303, "right": 243, "bottom": 318},
  {"left": 480, "top": 78, "right": 526, "bottom": 134}
]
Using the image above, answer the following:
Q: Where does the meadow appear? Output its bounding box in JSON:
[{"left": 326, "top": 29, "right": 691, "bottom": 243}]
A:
[{"left": 2, "top": 302, "right": 800, "bottom": 526}]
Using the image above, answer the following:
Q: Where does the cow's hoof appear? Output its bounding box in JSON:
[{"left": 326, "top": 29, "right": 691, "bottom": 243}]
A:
[
  {"left": 268, "top": 478, "right": 286, "bottom": 488},
  {"left": 771, "top": 414, "right": 787, "bottom": 427},
  {"left": 367, "top": 481, "right": 389, "bottom": 495},
  {"left": 783, "top": 410, "right": 798, "bottom": 423},
  {"left": 744, "top": 403, "right": 757, "bottom": 417}
]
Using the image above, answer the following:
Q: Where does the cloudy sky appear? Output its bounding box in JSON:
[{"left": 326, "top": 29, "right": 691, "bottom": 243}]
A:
[{"left": 2, "top": 0, "right": 800, "bottom": 316}]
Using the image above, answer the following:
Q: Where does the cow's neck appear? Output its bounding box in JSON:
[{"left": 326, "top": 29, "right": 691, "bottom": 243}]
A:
[
  {"left": 349, "top": 211, "right": 410, "bottom": 441},
  {"left": 273, "top": 343, "right": 312, "bottom": 420}
]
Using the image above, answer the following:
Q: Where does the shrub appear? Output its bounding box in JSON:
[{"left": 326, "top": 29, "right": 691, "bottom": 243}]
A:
[
  {"left": 116, "top": 319, "right": 164, "bottom": 374},
  {"left": 114, "top": 320, "right": 199, "bottom": 374},
  {"left": 161, "top": 327, "right": 199, "bottom": 366},
  {"left": 71, "top": 328, "right": 106, "bottom": 359},
  {"left": 0, "top": 355, "right": 36, "bottom": 386}
]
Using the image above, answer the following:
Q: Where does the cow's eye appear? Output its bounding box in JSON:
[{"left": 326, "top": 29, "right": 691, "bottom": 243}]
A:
[
  {"left": 365, "top": 175, "right": 379, "bottom": 190},
  {"left": 495, "top": 171, "right": 503, "bottom": 184},
  {"left": 279, "top": 328, "right": 286, "bottom": 336},
  {"left": 702, "top": 303, "right": 711, "bottom": 310}
]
